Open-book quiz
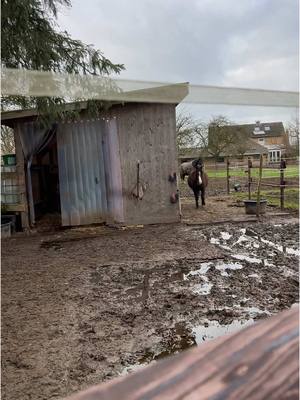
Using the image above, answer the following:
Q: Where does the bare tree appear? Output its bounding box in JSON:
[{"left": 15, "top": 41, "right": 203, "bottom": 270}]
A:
[
  {"left": 1, "top": 126, "right": 15, "bottom": 155},
  {"left": 286, "top": 114, "right": 299, "bottom": 154},
  {"left": 206, "top": 115, "right": 249, "bottom": 159},
  {"left": 206, "top": 115, "right": 235, "bottom": 159},
  {"left": 176, "top": 112, "right": 196, "bottom": 150},
  {"left": 177, "top": 113, "right": 249, "bottom": 160}
]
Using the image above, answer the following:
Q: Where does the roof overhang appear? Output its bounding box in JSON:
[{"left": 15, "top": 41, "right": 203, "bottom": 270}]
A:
[{"left": 1, "top": 82, "right": 189, "bottom": 124}]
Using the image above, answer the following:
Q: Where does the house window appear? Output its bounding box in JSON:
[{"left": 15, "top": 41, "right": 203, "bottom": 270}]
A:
[
  {"left": 258, "top": 138, "right": 265, "bottom": 144},
  {"left": 253, "top": 127, "right": 265, "bottom": 135},
  {"left": 264, "top": 126, "right": 270, "bottom": 131},
  {"left": 268, "top": 150, "right": 281, "bottom": 163}
]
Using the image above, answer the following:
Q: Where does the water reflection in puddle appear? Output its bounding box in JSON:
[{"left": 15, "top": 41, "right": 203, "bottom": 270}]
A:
[
  {"left": 220, "top": 231, "right": 232, "bottom": 240},
  {"left": 231, "top": 254, "right": 261, "bottom": 263},
  {"left": 191, "top": 282, "right": 213, "bottom": 295},
  {"left": 121, "top": 322, "right": 197, "bottom": 374},
  {"left": 207, "top": 228, "right": 299, "bottom": 280},
  {"left": 193, "top": 318, "right": 254, "bottom": 344},
  {"left": 122, "top": 317, "right": 256, "bottom": 375},
  {"left": 215, "top": 261, "right": 243, "bottom": 274},
  {"left": 184, "top": 262, "right": 212, "bottom": 279}
]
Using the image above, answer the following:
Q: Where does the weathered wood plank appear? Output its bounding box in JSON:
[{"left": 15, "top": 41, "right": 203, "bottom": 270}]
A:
[
  {"left": 66, "top": 307, "right": 299, "bottom": 400},
  {"left": 13, "top": 124, "right": 29, "bottom": 228},
  {"left": 4, "top": 204, "right": 26, "bottom": 212}
]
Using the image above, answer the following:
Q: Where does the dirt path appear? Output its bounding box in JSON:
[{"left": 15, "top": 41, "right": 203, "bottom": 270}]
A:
[{"left": 1, "top": 212, "right": 299, "bottom": 399}]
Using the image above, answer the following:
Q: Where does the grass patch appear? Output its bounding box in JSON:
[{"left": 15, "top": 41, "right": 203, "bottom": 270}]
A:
[
  {"left": 232, "top": 188, "right": 299, "bottom": 211},
  {"left": 206, "top": 165, "right": 299, "bottom": 179}
]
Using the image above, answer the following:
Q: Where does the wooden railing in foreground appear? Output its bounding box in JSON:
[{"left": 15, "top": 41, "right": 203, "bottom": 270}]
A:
[{"left": 67, "top": 307, "right": 299, "bottom": 400}]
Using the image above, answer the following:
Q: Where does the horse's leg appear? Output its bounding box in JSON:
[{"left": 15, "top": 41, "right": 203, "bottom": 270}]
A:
[
  {"left": 194, "top": 189, "right": 199, "bottom": 208},
  {"left": 201, "top": 188, "right": 205, "bottom": 206}
]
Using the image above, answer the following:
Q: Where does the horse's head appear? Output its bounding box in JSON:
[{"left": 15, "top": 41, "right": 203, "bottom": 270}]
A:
[
  {"left": 192, "top": 158, "right": 203, "bottom": 173},
  {"left": 192, "top": 158, "right": 202, "bottom": 168},
  {"left": 191, "top": 158, "right": 204, "bottom": 185}
]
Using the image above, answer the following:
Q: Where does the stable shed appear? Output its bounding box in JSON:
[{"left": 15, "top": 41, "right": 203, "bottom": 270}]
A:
[{"left": 1, "top": 83, "right": 188, "bottom": 229}]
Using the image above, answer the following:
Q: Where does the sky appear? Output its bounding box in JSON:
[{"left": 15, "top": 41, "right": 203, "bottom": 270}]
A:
[{"left": 57, "top": 0, "right": 299, "bottom": 125}]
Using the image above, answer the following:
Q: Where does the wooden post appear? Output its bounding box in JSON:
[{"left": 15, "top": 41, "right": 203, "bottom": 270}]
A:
[
  {"left": 280, "top": 167, "right": 285, "bottom": 210},
  {"left": 226, "top": 158, "right": 230, "bottom": 194},
  {"left": 247, "top": 157, "right": 252, "bottom": 200},
  {"left": 256, "top": 154, "right": 263, "bottom": 217},
  {"left": 136, "top": 160, "right": 140, "bottom": 199},
  {"left": 14, "top": 125, "right": 30, "bottom": 230}
]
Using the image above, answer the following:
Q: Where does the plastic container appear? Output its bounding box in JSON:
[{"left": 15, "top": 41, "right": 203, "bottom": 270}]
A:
[
  {"left": 1, "top": 165, "right": 17, "bottom": 173},
  {"left": 2, "top": 154, "right": 16, "bottom": 166},
  {"left": 244, "top": 199, "right": 267, "bottom": 215},
  {"left": 2, "top": 215, "right": 16, "bottom": 233},
  {"left": 1, "top": 221, "right": 11, "bottom": 238},
  {"left": 1, "top": 193, "right": 20, "bottom": 204}
]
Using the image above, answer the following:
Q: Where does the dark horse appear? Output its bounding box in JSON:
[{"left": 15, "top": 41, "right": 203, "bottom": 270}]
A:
[{"left": 187, "top": 159, "right": 208, "bottom": 208}]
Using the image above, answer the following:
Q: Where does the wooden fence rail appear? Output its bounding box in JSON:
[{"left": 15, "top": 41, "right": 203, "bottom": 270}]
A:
[
  {"left": 66, "top": 307, "right": 299, "bottom": 400},
  {"left": 226, "top": 158, "right": 299, "bottom": 210}
]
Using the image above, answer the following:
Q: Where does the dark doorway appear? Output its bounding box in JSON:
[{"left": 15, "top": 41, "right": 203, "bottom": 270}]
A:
[{"left": 31, "top": 134, "right": 60, "bottom": 222}]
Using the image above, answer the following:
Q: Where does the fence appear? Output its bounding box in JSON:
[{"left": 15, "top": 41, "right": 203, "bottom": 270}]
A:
[
  {"left": 1, "top": 165, "right": 23, "bottom": 206},
  {"left": 226, "top": 157, "right": 299, "bottom": 210},
  {"left": 179, "top": 157, "right": 299, "bottom": 211}
]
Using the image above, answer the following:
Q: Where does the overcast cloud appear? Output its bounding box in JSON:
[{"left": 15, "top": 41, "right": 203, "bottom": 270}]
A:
[{"left": 58, "top": 0, "right": 299, "bottom": 124}]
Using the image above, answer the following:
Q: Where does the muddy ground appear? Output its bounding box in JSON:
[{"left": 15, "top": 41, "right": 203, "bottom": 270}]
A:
[{"left": 1, "top": 201, "right": 299, "bottom": 400}]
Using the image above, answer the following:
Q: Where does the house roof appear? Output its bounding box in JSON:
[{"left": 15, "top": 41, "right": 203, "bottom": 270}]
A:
[
  {"left": 178, "top": 147, "right": 204, "bottom": 159},
  {"left": 178, "top": 138, "right": 268, "bottom": 160},
  {"left": 227, "top": 121, "right": 285, "bottom": 138},
  {"left": 1, "top": 83, "right": 189, "bottom": 123},
  {"left": 243, "top": 139, "right": 268, "bottom": 155}
]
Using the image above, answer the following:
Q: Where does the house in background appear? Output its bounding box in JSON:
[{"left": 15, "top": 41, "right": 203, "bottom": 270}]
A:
[
  {"left": 178, "top": 139, "right": 268, "bottom": 166},
  {"left": 179, "top": 120, "right": 289, "bottom": 166},
  {"left": 228, "top": 121, "right": 289, "bottom": 163}
]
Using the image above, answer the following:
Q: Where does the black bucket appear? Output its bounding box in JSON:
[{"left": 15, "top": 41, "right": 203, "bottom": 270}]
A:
[{"left": 244, "top": 199, "right": 267, "bottom": 215}]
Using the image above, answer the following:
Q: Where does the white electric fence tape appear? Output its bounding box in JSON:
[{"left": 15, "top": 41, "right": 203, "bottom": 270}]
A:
[{"left": 1, "top": 68, "right": 299, "bottom": 107}]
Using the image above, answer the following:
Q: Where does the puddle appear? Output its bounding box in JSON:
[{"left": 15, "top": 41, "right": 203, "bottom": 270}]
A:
[
  {"left": 122, "top": 317, "right": 255, "bottom": 375},
  {"left": 215, "top": 261, "right": 243, "bottom": 274},
  {"left": 184, "top": 259, "right": 245, "bottom": 292},
  {"left": 285, "top": 247, "right": 300, "bottom": 256},
  {"left": 121, "top": 322, "right": 196, "bottom": 375},
  {"left": 210, "top": 237, "right": 220, "bottom": 245},
  {"left": 237, "top": 306, "right": 271, "bottom": 317},
  {"left": 193, "top": 318, "right": 254, "bottom": 344},
  {"left": 260, "top": 238, "right": 300, "bottom": 256},
  {"left": 184, "top": 260, "right": 244, "bottom": 293},
  {"left": 231, "top": 254, "right": 261, "bottom": 264},
  {"left": 206, "top": 227, "right": 299, "bottom": 277},
  {"left": 248, "top": 273, "right": 262, "bottom": 281},
  {"left": 191, "top": 282, "right": 213, "bottom": 295},
  {"left": 220, "top": 232, "right": 232, "bottom": 240},
  {"left": 184, "top": 262, "right": 212, "bottom": 279},
  {"left": 218, "top": 244, "right": 232, "bottom": 251}
]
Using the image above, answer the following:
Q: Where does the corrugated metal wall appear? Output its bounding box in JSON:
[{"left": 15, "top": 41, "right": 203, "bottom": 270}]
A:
[{"left": 57, "top": 120, "right": 108, "bottom": 226}]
